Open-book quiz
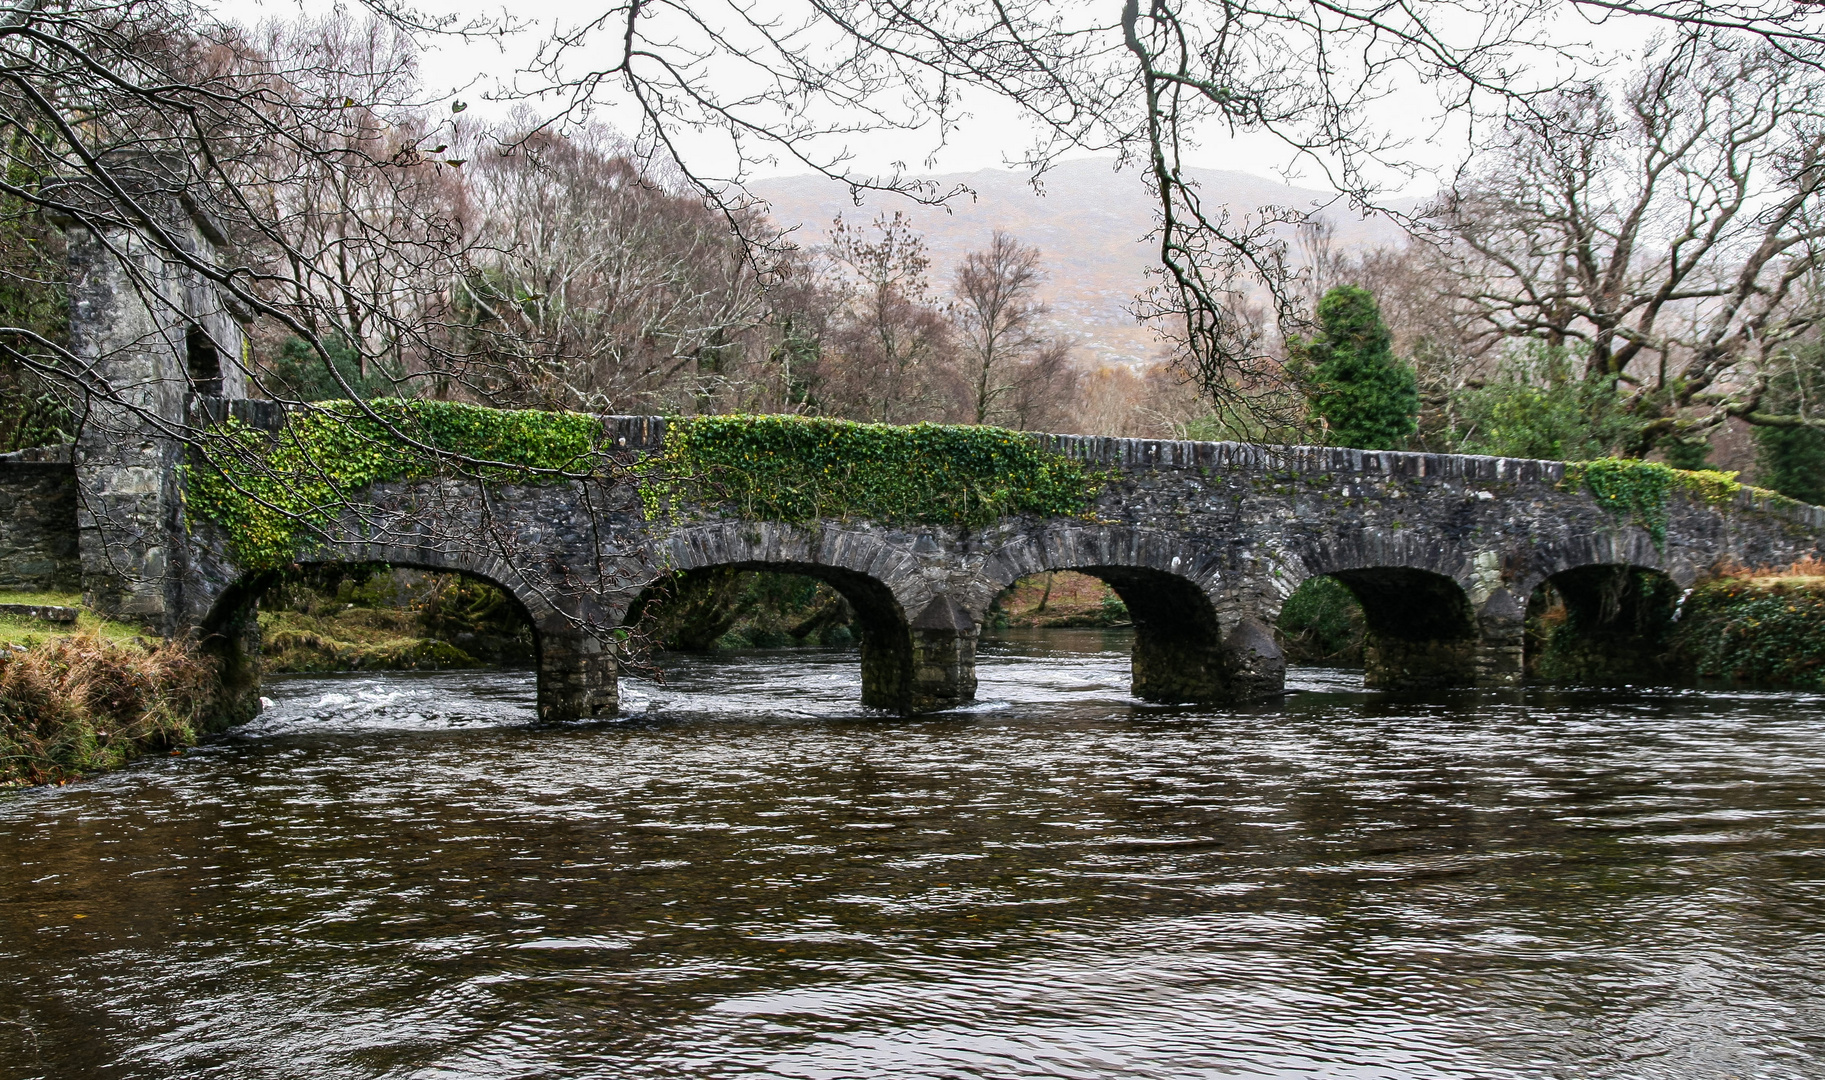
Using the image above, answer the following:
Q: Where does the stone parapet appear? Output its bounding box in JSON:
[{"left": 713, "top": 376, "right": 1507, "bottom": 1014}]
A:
[{"left": 1035, "top": 431, "right": 1567, "bottom": 484}]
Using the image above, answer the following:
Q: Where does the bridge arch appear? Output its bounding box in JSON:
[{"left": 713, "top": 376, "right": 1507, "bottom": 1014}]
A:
[
  {"left": 981, "top": 524, "right": 1283, "bottom": 703},
  {"left": 1267, "top": 533, "right": 1503, "bottom": 690},
  {"left": 1523, "top": 530, "right": 1702, "bottom": 594},
  {"left": 1523, "top": 560, "right": 1683, "bottom": 682},
  {"left": 634, "top": 521, "right": 966, "bottom": 712},
  {"left": 198, "top": 549, "right": 615, "bottom": 725},
  {"left": 1284, "top": 565, "right": 1482, "bottom": 690},
  {"left": 625, "top": 560, "right": 919, "bottom": 711}
]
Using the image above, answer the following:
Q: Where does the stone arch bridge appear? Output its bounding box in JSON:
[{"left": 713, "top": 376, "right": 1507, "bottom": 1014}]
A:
[
  {"left": 2, "top": 185, "right": 1820, "bottom": 723},
  {"left": 10, "top": 407, "right": 1822, "bottom": 722}
]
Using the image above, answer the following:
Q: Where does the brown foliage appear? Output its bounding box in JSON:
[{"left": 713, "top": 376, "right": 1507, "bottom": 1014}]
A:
[
  {"left": 954, "top": 230, "right": 1077, "bottom": 428},
  {"left": 1710, "top": 554, "right": 1825, "bottom": 584},
  {"left": 0, "top": 633, "right": 215, "bottom": 787},
  {"left": 817, "top": 212, "right": 966, "bottom": 423}
]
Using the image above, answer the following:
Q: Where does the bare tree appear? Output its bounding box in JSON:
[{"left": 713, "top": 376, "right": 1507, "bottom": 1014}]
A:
[
  {"left": 457, "top": 121, "right": 774, "bottom": 413},
  {"left": 1434, "top": 28, "right": 1825, "bottom": 451},
  {"left": 484, "top": 0, "right": 1812, "bottom": 429},
  {"left": 819, "top": 212, "right": 961, "bottom": 423},
  {"left": 952, "top": 230, "right": 1072, "bottom": 427},
  {"left": 1003, "top": 339, "right": 1080, "bottom": 433},
  {"left": 237, "top": 12, "right": 466, "bottom": 391}
]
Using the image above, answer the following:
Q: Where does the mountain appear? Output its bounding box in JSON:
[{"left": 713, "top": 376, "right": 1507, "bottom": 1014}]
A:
[{"left": 749, "top": 158, "right": 1411, "bottom": 368}]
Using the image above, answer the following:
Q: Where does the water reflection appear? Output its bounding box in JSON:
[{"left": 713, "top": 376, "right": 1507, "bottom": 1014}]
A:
[{"left": 2, "top": 629, "right": 1823, "bottom": 1078}]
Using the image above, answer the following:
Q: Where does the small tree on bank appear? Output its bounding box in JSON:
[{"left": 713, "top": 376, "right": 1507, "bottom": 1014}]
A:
[{"left": 1292, "top": 286, "right": 1418, "bottom": 450}]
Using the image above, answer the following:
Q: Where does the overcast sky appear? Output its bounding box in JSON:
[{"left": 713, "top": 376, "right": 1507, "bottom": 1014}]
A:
[{"left": 210, "top": 0, "right": 1661, "bottom": 197}]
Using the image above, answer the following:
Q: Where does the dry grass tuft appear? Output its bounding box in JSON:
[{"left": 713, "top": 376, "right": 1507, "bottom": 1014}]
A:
[
  {"left": 0, "top": 631, "right": 216, "bottom": 787},
  {"left": 1710, "top": 554, "right": 1825, "bottom": 586}
]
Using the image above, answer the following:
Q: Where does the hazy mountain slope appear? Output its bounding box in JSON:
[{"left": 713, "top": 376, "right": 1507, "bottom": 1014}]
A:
[{"left": 750, "top": 158, "right": 1410, "bottom": 367}]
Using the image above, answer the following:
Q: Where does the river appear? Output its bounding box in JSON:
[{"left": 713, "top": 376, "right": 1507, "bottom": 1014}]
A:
[{"left": 3, "top": 628, "right": 1823, "bottom": 1079}]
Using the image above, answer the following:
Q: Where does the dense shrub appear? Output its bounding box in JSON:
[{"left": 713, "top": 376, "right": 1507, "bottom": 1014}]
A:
[
  {"left": 1751, "top": 348, "right": 1825, "bottom": 505},
  {"left": 1676, "top": 570, "right": 1825, "bottom": 689},
  {"left": 1289, "top": 286, "right": 1418, "bottom": 450},
  {"left": 1276, "top": 575, "right": 1365, "bottom": 664},
  {"left": 1527, "top": 568, "right": 1681, "bottom": 682},
  {"left": 1755, "top": 424, "right": 1825, "bottom": 505},
  {"left": 1450, "top": 343, "right": 1630, "bottom": 461},
  {"left": 261, "top": 333, "right": 408, "bottom": 402},
  {"left": 0, "top": 633, "right": 214, "bottom": 786}
]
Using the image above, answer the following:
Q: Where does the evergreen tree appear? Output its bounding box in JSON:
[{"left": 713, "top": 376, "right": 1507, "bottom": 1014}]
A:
[
  {"left": 1752, "top": 347, "right": 1825, "bottom": 506},
  {"left": 1755, "top": 425, "right": 1825, "bottom": 504},
  {"left": 1293, "top": 285, "right": 1418, "bottom": 450},
  {"left": 264, "top": 333, "right": 406, "bottom": 402}
]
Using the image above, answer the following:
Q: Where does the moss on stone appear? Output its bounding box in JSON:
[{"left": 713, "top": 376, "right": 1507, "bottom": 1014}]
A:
[
  {"left": 1560, "top": 458, "right": 1807, "bottom": 548},
  {"left": 187, "top": 399, "right": 606, "bottom": 568},
  {"left": 636, "top": 414, "right": 1096, "bottom": 527}
]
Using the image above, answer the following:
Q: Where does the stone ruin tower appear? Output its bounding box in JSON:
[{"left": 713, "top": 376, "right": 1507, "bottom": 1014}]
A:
[{"left": 47, "top": 154, "right": 254, "bottom": 634}]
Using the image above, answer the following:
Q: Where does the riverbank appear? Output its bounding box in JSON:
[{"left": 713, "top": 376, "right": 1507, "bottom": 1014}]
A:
[
  {"left": 989, "top": 571, "right": 1130, "bottom": 629},
  {"left": 258, "top": 567, "right": 535, "bottom": 672},
  {"left": 1676, "top": 559, "right": 1825, "bottom": 689},
  {"left": 0, "top": 590, "right": 144, "bottom": 648},
  {"left": 0, "top": 629, "right": 214, "bottom": 787},
  {"left": 1, "top": 573, "right": 524, "bottom": 789}
]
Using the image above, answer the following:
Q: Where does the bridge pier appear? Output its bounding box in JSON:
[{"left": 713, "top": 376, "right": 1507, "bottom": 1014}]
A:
[
  {"left": 1111, "top": 568, "right": 1284, "bottom": 705},
  {"left": 1329, "top": 568, "right": 1483, "bottom": 691},
  {"left": 1129, "top": 616, "right": 1287, "bottom": 703},
  {"left": 1222, "top": 617, "right": 1287, "bottom": 701},
  {"left": 1362, "top": 637, "right": 1479, "bottom": 689},
  {"left": 198, "top": 589, "right": 267, "bottom": 729},
  {"left": 1338, "top": 573, "right": 1526, "bottom": 691},
  {"left": 1473, "top": 588, "right": 1527, "bottom": 687},
  {"left": 1131, "top": 616, "right": 1292, "bottom": 700},
  {"left": 537, "top": 624, "right": 619, "bottom": 722},
  {"left": 1130, "top": 621, "right": 1228, "bottom": 701},
  {"left": 908, "top": 596, "right": 978, "bottom": 712}
]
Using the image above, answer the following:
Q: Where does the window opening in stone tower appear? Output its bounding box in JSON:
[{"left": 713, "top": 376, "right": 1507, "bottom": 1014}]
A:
[{"left": 186, "top": 324, "right": 222, "bottom": 396}]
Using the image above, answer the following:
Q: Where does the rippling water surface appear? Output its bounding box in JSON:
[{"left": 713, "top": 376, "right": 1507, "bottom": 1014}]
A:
[{"left": 4, "top": 628, "right": 1825, "bottom": 1079}]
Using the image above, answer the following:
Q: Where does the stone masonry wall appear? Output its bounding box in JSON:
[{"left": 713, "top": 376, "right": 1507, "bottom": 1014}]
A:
[{"left": 0, "top": 446, "right": 80, "bottom": 591}]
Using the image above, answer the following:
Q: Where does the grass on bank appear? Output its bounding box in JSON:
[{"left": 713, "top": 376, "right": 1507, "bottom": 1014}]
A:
[
  {"left": 257, "top": 567, "right": 535, "bottom": 673},
  {"left": 0, "top": 591, "right": 152, "bottom": 649},
  {"left": 1, "top": 630, "right": 213, "bottom": 787},
  {"left": 258, "top": 607, "right": 484, "bottom": 671},
  {"left": 1721, "top": 554, "right": 1825, "bottom": 589}
]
